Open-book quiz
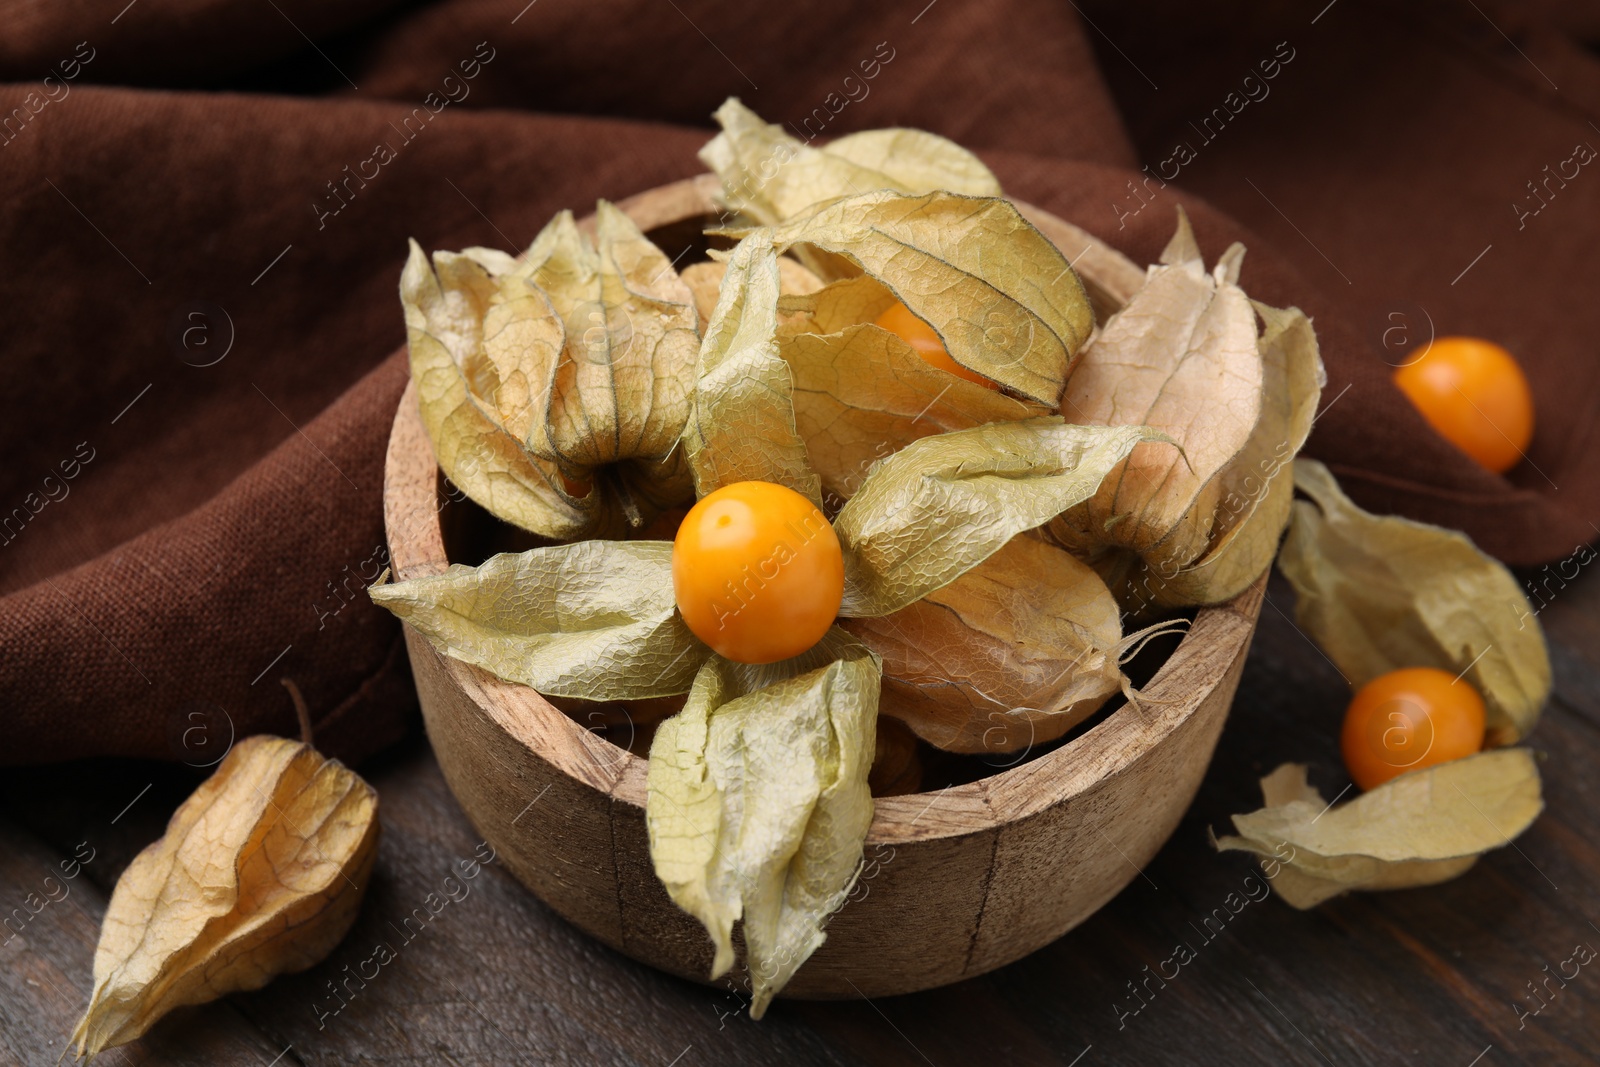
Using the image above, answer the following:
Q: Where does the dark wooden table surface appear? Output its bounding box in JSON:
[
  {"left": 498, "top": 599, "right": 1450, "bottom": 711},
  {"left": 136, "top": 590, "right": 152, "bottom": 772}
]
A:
[{"left": 4, "top": 563, "right": 1597, "bottom": 1067}]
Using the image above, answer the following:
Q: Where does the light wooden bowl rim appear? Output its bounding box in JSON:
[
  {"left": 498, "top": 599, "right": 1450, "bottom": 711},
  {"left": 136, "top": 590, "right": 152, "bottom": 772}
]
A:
[{"left": 384, "top": 174, "right": 1265, "bottom": 847}]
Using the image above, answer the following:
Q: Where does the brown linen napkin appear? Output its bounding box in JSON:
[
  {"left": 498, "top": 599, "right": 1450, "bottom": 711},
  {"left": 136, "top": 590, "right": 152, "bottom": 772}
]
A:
[{"left": 0, "top": 0, "right": 1592, "bottom": 767}]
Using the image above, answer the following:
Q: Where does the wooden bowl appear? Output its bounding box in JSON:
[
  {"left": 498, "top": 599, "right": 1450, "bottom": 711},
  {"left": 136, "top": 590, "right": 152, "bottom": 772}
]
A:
[{"left": 382, "top": 176, "right": 1266, "bottom": 1001}]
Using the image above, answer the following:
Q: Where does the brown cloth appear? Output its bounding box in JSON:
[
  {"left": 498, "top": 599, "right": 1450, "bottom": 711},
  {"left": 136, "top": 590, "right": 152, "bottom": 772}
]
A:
[{"left": 1, "top": 0, "right": 1594, "bottom": 768}]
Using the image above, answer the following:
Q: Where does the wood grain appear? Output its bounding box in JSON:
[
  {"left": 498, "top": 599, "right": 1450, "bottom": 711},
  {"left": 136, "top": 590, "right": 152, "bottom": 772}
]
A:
[{"left": 381, "top": 178, "right": 1265, "bottom": 1001}]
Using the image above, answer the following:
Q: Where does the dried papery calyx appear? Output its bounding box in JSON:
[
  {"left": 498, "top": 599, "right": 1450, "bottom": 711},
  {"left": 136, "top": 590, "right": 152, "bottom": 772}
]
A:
[
  {"left": 1053, "top": 208, "right": 1325, "bottom": 613},
  {"left": 400, "top": 201, "right": 701, "bottom": 539},
  {"left": 1216, "top": 751, "right": 1542, "bottom": 908},
  {"left": 1276, "top": 459, "right": 1550, "bottom": 745},
  {"left": 762, "top": 190, "right": 1094, "bottom": 404},
  {"left": 699, "top": 96, "right": 1001, "bottom": 230},
  {"left": 71, "top": 736, "right": 378, "bottom": 1060},
  {"left": 843, "top": 535, "right": 1129, "bottom": 754}
]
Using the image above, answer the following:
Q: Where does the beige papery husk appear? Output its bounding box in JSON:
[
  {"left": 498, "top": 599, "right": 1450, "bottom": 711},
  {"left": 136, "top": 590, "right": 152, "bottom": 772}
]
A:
[
  {"left": 1049, "top": 208, "right": 1326, "bottom": 618},
  {"left": 70, "top": 737, "right": 378, "bottom": 1060}
]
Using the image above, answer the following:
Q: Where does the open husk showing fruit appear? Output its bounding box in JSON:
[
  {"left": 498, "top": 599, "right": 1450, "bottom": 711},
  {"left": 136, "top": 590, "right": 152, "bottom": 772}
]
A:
[{"left": 1213, "top": 459, "right": 1551, "bottom": 905}]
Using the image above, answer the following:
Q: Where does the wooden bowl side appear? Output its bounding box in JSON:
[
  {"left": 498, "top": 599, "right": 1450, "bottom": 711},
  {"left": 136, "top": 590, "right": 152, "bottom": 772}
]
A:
[{"left": 382, "top": 178, "right": 1265, "bottom": 999}]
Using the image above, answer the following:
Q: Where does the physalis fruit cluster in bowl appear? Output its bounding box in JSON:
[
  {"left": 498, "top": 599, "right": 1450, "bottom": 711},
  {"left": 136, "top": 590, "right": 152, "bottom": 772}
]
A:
[{"left": 372, "top": 97, "right": 1552, "bottom": 1011}]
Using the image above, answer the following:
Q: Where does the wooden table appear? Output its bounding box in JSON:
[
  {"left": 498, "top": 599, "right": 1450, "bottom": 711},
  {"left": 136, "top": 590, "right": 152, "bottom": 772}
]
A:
[{"left": 4, "top": 567, "right": 1596, "bottom": 1066}]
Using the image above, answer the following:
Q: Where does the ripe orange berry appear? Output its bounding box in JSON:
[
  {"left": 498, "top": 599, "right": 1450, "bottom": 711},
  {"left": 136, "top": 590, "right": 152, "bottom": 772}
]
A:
[
  {"left": 1392, "top": 336, "right": 1534, "bottom": 474},
  {"left": 874, "top": 301, "right": 999, "bottom": 390},
  {"left": 671, "top": 481, "right": 843, "bottom": 664},
  {"left": 1340, "top": 667, "right": 1486, "bottom": 791}
]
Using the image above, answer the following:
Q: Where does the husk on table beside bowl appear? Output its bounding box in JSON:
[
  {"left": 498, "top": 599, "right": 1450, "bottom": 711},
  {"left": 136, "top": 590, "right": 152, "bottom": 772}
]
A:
[{"left": 378, "top": 173, "right": 1267, "bottom": 1005}]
